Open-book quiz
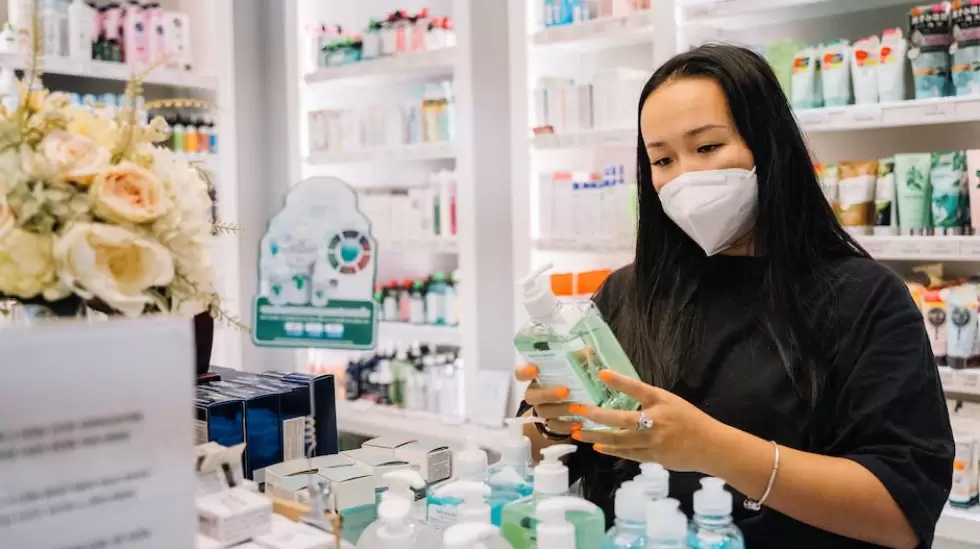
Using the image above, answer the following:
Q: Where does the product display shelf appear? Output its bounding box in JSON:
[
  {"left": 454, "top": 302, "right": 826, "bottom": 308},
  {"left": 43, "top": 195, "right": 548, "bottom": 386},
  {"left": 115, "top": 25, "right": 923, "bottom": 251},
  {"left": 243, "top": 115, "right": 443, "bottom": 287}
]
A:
[
  {"left": 939, "top": 367, "right": 980, "bottom": 404},
  {"left": 303, "top": 47, "right": 456, "bottom": 86},
  {"left": 380, "top": 238, "right": 459, "bottom": 255},
  {"left": 531, "top": 127, "right": 636, "bottom": 150},
  {"left": 0, "top": 53, "right": 219, "bottom": 91},
  {"left": 936, "top": 505, "right": 980, "bottom": 546},
  {"left": 795, "top": 97, "right": 980, "bottom": 133},
  {"left": 378, "top": 320, "right": 462, "bottom": 347},
  {"left": 530, "top": 9, "right": 656, "bottom": 50},
  {"left": 335, "top": 399, "right": 507, "bottom": 446},
  {"left": 854, "top": 236, "right": 980, "bottom": 262},
  {"left": 679, "top": 0, "right": 914, "bottom": 29},
  {"left": 305, "top": 141, "right": 456, "bottom": 165},
  {"left": 533, "top": 238, "right": 635, "bottom": 254}
]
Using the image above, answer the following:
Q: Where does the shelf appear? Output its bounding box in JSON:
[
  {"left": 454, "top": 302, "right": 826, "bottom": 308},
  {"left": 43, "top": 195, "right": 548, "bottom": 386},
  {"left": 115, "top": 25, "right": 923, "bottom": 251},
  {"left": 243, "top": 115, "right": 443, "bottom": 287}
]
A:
[
  {"left": 855, "top": 236, "right": 980, "bottom": 262},
  {"left": 378, "top": 321, "right": 462, "bottom": 347},
  {"left": 796, "top": 97, "right": 980, "bottom": 132},
  {"left": 0, "top": 53, "right": 218, "bottom": 91},
  {"left": 531, "top": 128, "right": 636, "bottom": 150},
  {"left": 937, "top": 505, "right": 980, "bottom": 545},
  {"left": 303, "top": 48, "right": 455, "bottom": 85},
  {"left": 379, "top": 238, "right": 458, "bottom": 255},
  {"left": 534, "top": 239, "right": 634, "bottom": 254},
  {"left": 940, "top": 367, "right": 980, "bottom": 404},
  {"left": 335, "top": 400, "right": 507, "bottom": 446},
  {"left": 306, "top": 142, "right": 456, "bottom": 165},
  {"left": 680, "top": 0, "right": 913, "bottom": 29},
  {"left": 531, "top": 10, "right": 656, "bottom": 50}
]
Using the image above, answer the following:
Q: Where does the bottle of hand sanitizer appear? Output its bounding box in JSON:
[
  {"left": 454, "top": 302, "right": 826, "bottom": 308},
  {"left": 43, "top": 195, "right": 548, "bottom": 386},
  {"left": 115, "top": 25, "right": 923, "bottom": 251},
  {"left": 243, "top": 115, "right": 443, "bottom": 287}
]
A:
[
  {"left": 534, "top": 496, "right": 607, "bottom": 549},
  {"left": 634, "top": 463, "right": 670, "bottom": 502},
  {"left": 487, "top": 418, "right": 536, "bottom": 525},
  {"left": 646, "top": 499, "right": 687, "bottom": 549},
  {"left": 603, "top": 481, "right": 647, "bottom": 548},
  {"left": 514, "top": 264, "right": 643, "bottom": 430},
  {"left": 500, "top": 444, "right": 581, "bottom": 549},
  {"left": 427, "top": 439, "right": 489, "bottom": 531},
  {"left": 432, "top": 480, "right": 492, "bottom": 526},
  {"left": 688, "top": 478, "right": 745, "bottom": 549},
  {"left": 443, "top": 522, "right": 512, "bottom": 549},
  {"left": 357, "top": 470, "right": 439, "bottom": 549}
]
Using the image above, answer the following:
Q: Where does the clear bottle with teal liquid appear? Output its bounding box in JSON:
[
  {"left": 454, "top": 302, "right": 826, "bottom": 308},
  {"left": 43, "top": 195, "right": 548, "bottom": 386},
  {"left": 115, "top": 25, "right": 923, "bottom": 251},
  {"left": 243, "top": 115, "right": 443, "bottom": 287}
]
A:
[
  {"left": 487, "top": 418, "right": 536, "bottom": 526},
  {"left": 426, "top": 438, "right": 489, "bottom": 531},
  {"left": 688, "top": 478, "right": 745, "bottom": 549},
  {"left": 646, "top": 499, "right": 688, "bottom": 549},
  {"left": 602, "top": 481, "right": 647, "bottom": 548}
]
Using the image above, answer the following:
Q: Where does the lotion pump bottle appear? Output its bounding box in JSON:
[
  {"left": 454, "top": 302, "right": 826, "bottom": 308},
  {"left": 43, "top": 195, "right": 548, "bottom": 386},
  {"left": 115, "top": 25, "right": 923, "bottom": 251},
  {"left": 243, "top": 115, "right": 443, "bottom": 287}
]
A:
[
  {"left": 357, "top": 470, "right": 438, "bottom": 549},
  {"left": 646, "top": 499, "right": 687, "bottom": 549},
  {"left": 500, "top": 444, "right": 578, "bottom": 549},
  {"left": 534, "top": 496, "right": 606, "bottom": 549},
  {"left": 602, "top": 481, "right": 647, "bottom": 548},
  {"left": 427, "top": 438, "right": 488, "bottom": 530},
  {"left": 487, "top": 417, "right": 537, "bottom": 525},
  {"left": 688, "top": 478, "right": 745, "bottom": 549},
  {"left": 634, "top": 463, "right": 670, "bottom": 502},
  {"left": 443, "top": 523, "right": 511, "bottom": 549},
  {"left": 432, "top": 480, "right": 493, "bottom": 526}
]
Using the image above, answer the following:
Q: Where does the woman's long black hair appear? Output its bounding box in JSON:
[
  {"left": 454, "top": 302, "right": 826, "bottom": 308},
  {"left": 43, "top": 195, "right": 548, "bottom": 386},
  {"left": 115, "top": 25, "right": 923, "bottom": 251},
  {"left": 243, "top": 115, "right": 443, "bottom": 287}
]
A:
[{"left": 580, "top": 44, "right": 869, "bottom": 510}]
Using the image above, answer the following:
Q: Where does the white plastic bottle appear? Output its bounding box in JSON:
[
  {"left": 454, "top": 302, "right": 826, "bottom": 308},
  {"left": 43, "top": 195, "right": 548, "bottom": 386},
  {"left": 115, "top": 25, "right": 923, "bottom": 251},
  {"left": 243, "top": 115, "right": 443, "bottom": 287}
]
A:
[
  {"left": 8, "top": 0, "right": 35, "bottom": 52},
  {"left": 357, "top": 470, "right": 439, "bottom": 549},
  {"left": 0, "top": 23, "right": 17, "bottom": 54},
  {"left": 688, "top": 478, "right": 745, "bottom": 549},
  {"left": 67, "top": 0, "right": 92, "bottom": 60},
  {"left": 41, "top": 0, "right": 62, "bottom": 57},
  {"left": 487, "top": 417, "right": 536, "bottom": 525},
  {"left": 646, "top": 498, "right": 687, "bottom": 549},
  {"left": 443, "top": 523, "right": 512, "bottom": 549},
  {"left": 535, "top": 496, "right": 607, "bottom": 549},
  {"left": 634, "top": 463, "right": 670, "bottom": 502},
  {"left": 427, "top": 438, "right": 489, "bottom": 530},
  {"left": 431, "top": 480, "right": 493, "bottom": 529},
  {"left": 499, "top": 444, "right": 577, "bottom": 547},
  {"left": 602, "top": 481, "right": 647, "bottom": 548}
]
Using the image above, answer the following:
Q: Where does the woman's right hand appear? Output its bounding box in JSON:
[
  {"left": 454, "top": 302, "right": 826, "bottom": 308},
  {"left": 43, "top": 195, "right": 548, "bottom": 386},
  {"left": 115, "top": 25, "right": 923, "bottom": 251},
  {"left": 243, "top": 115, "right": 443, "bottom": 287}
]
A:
[{"left": 515, "top": 364, "right": 578, "bottom": 436}]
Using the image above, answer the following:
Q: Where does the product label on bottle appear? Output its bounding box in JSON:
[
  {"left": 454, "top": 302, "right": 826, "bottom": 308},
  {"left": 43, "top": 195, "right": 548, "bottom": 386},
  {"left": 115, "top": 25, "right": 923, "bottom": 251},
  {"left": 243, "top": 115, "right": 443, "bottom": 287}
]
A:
[
  {"left": 518, "top": 345, "right": 597, "bottom": 406},
  {"left": 426, "top": 503, "right": 458, "bottom": 531}
]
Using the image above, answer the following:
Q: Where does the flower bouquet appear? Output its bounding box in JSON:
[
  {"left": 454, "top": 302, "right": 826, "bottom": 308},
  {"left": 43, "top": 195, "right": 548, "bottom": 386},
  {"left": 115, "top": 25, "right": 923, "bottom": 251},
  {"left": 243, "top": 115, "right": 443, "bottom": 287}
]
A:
[{"left": 0, "top": 47, "right": 231, "bottom": 321}]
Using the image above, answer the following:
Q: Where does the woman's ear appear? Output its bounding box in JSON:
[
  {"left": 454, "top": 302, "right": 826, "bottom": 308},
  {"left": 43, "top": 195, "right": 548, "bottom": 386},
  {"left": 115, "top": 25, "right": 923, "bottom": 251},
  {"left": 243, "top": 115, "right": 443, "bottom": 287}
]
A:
[{"left": 193, "top": 312, "right": 214, "bottom": 377}]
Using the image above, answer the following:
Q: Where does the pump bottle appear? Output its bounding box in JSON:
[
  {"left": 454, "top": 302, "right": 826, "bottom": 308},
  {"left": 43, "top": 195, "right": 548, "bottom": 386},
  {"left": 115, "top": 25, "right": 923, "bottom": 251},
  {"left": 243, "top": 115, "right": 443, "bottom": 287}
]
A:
[
  {"left": 688, "top": 478, "right": 745, "bottom": 549},
  {"left": 534, "top": 496, "right": 606, "bottom": 549},
  {"left": 427, "top": 438, "right": 489, "bottom": 530},
  {"left": 443, "top": 522, "right": 512, "bottom": 549},
  {"left": 602, "top": 481, "right": 647, "bottom": 548},
  {"left": 487, "top": 417, "right": 537, "bottom": 525},
  {"left": 356, "top": 470, "right": 439, "bottom": 549},
  {"left": 514, "top": 263, "right": 642, "bottom": 430},
  {"left": 430, "top": 480, "right": 493, "bottom": 529},
  {"left": 634, "top": 463, "right": 670, "bottom": 502},
  {"left": 646, "top": 498, "right": 687, "bottom": 549}
]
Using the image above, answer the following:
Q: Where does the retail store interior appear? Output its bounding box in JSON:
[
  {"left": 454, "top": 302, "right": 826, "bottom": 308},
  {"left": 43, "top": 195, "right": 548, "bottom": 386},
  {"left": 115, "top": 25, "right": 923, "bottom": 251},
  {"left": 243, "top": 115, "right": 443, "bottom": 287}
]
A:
[{"left": 1, "top": 0, "right": 980, "bottom": 547}]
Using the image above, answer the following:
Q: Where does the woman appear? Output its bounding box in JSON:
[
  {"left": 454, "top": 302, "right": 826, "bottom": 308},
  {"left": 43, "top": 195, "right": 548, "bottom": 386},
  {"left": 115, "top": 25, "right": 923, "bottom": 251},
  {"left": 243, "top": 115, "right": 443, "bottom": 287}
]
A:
[{"left": 516, "top": 44, "right": 953, "bottom": 549}]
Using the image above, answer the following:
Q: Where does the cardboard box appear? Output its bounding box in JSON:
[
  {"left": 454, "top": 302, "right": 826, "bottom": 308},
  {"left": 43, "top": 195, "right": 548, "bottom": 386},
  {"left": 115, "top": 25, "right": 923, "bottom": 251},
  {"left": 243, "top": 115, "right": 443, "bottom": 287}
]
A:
[
  {"left": 195, "top": 391, "right": 245, "bottom": 449},
  {"left": 197, "top": 487, "right": 272, "bottom": 546},
  {"left": 264, "top": 454, "right": 354, "bottom": 494},
  {"left": 204, "top": 384, "right": 283, "bottom": 479},
  {"left": 341, "top": 448, "right": 412, "bottom": 494},
  {"left": 253, "top": 514, "right": 335, "bottom": 549},
  {"left": 362, "top": 436, "right": 452, "bottom": 484},
  {"left": 259, "top": 371, "right": 340, "bottom": 457}
]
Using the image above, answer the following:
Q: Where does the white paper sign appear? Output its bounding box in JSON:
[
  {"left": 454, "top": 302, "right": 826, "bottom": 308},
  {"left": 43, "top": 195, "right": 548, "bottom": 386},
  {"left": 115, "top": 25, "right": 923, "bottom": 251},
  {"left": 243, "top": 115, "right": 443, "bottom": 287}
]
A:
[{"left": 0, "top": 318, "right": 196, "bottom": 549}]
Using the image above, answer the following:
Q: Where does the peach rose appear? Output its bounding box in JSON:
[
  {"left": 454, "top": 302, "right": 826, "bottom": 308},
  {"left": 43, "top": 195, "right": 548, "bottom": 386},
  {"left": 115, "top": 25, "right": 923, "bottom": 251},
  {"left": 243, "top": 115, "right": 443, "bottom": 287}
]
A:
[
  {"left": 90, "top": 162, "right": 172, "bottom": 224},
  {"left": 39, "top": 130, "right": 111, "bottom": 186}
]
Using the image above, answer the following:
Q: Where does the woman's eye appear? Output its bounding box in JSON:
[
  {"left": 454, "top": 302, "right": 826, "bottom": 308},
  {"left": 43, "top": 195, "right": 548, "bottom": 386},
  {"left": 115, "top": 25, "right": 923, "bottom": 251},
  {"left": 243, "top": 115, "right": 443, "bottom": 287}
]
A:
[
  {"left": 697, "top": 143, "right": 721, "bottom": 154},
  {"left": 652, "top": 157, "right": 672, "bottom": 167}
]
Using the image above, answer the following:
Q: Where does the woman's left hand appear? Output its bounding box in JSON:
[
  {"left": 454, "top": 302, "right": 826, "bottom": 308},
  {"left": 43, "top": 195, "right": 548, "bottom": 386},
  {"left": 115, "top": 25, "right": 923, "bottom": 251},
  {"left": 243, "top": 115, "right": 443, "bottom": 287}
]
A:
[{"left": 570, "top": 370, "right": 730, "bottom": 473}]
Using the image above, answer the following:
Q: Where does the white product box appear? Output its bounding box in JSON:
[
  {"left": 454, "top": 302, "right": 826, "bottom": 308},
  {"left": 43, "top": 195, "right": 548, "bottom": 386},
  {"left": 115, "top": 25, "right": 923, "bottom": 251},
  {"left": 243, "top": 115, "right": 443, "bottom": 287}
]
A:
[
  {"left": 254, "top": 514, "right": 335, "bottom": 549},
  {"left": 361, "top": 436, "right": 453, "bottom": 484},
  {"left": 316, "top": 464, "right": 377, "bottom": 513},
  {"left": 951, "top": 434, "right": 979, "bottom": 507},
  {"left": 264, "top": 455, "right": 355, "bottom": 494},
  {"left": 196, "top": 534, "right": 223, "bottom": 549},
  {"left": 197, "top": 487, "right": 273, "bottom": 546},
  {"left": 163, "top": 12, "right": 192, "bottom": 70},
  {"left": 341, "top": 448, "right": 412, "bottom": 493}
]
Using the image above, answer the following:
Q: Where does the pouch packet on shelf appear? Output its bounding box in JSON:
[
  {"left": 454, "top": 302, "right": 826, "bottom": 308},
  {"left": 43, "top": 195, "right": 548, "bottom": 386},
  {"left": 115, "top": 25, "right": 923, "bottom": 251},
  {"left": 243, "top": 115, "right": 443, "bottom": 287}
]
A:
[
  {"left": 951, "top": 1, "right": 980, "bottom": 96},
  {"left": 817, "top": 163, "right": 840, "bottom": 219},
  {"left": 908, "top": 3, "right": 953, "bottom": 99},
  {"left": 879, "top": 28, "right": 909, "bottom": 101},
  {"left": 941, "top": 284, "right": 979, "bottom": 369},
  {"left": 851, "top": 35, "right": 880, "bottom": 104},
  {"left": 791, "top": 45, "right": 823, "bottom": 108},
  {"left": 821, "top": 40, "right": 853, "bottom": 106},
  {"left": 875, "top": 157, "right": 898, "bottom": 236},
  {"left": 838, "top": 161, "right": 878, "bottom": 236},
  {"left": 923, "top": 290, "right": 949, "bottom": 367},
  {"left": 930, "top": 151, "right": 968, "bottom": 235}
]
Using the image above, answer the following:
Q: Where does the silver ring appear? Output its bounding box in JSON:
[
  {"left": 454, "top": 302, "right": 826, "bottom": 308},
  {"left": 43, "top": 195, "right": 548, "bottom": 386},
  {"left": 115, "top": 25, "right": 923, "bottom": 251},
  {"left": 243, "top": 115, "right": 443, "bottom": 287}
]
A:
[{"left": 636, "top": 411, "right": 654, "bottom": 430}]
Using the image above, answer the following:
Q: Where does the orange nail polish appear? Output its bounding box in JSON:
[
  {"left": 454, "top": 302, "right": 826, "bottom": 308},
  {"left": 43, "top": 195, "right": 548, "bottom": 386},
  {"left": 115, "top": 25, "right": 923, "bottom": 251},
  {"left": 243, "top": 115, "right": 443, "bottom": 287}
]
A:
[
  {"left": 553, "top": 387, "right": 570, "bottom": 399},
  {"left": 570, "top": 423, "right": 583, "bottom": 432},
  {"left": 571, "top": 432, "right": 582, "bottom": 441},
  {"left": 593, "top": 444, "right": 603, "bottom": 452},
  {"left": 523, "top": 365, "right": 539, "bottom": 378},
  {"left": 598, "top": 370, "right": 614, "bottom": 382},
  {"left": 568, "top": 404, "right": 587, "bottom": 416}
]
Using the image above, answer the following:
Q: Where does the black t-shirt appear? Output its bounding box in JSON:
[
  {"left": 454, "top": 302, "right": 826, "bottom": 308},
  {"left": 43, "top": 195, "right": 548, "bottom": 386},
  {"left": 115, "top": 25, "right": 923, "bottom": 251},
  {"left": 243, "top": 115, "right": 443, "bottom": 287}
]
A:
[{"left": 543, "top": 255, "right": 954, "bottom": 549}]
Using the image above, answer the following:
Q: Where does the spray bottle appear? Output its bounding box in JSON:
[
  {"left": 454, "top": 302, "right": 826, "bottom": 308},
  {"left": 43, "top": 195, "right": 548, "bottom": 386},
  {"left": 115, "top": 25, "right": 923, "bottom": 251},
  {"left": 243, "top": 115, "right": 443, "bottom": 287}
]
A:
[
  {"left": 534, "top": 496, "right": 606, "bottom": 549},
  {"left": 443, "top": 522, "right": 512, "bottom": 549},
  {"left": 688, "top": 478, "right": 744, "bottom": 549},
  {"left": 500, "top": 444, "right": 578, "bottom": 549},
  {"left": 646, "top": 498, "right": 686, "bottom": 549},
  {"left": 427, "top": 438, "right": 488, "bottom": 530},
  {"left": 356, "top": 470, "right": 439, "bottom": 549},
  {"left": 602, "top": 481, "right": 647, "bottom": 548},
  {"left": 487, "top": 417, "right": 537, "bottom": 525},
  {"left": 634, "top": 463, "right": 670, "bottom": 502}
]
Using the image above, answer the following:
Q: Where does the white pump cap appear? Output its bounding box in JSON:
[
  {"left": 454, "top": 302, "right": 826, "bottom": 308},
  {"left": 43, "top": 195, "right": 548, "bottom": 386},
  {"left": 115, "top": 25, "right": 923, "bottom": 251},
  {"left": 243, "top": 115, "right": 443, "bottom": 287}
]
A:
[
  {"left": 636, "top": 463, "right": 670, "bottom": 501},
  {"left": 501, "top": 417, "right": 538, "bottom": 474},
  {"left": 534, "top": 444, "right": 576, "bottom": 495},
  {"left": 694, "top": 477, "right": 732, "bottom": 517},
  {"left": 614, "top": 481, "right": 646, "bottom": 523},
  {"left": 376, "top": 496, "right": 414, "bottom": 547},
  {"left": 517, "top": 263, "right": 560, "bottom": 321},
  {"left": 382, "top": 469, "right": 425, "bottom": 505},
  {"left": 443, "top": 523, "right": 502, "bottom": 549},
  {"left": 456, "top": 438, "right": 489, "bottom": 481},
  {"left": 434, "top": 480, "right": 493, "bottom": 524},
  {"left": 536, "top": 496, "right": 601, "bottom": 549},
  {"left": 646, "top": 498, "right": 686, "bottom": 542}
]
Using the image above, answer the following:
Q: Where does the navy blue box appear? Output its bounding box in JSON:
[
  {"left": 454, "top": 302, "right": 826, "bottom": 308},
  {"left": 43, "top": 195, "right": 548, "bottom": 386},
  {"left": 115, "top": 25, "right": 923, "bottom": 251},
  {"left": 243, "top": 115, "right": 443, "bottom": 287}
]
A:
[
  {"left": 260, "top": 371, "right": 339, "bottom": 457},
  {"left": 202, "top": 383, "right": 282, "bottom": 479},
  {"left": 195, "top": 390, "right": 245, "bottom": 449},
  {"left": 223, "top": 375, "right": 312, "bottom": 462}
]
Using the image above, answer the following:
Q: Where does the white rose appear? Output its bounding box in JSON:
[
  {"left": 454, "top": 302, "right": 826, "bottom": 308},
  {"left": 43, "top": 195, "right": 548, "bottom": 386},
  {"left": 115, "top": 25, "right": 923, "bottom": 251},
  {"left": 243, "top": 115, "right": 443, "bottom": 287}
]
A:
[
  {"left": 0, "top": 192, "right": 13, "bottom": 242},
  {"left": 55, "top": 222, "right": 175, "bottom": 317},
  {"left": 40, "top": 130, "right": 111, "bottom": 186},
  {"left": 0, "top": 228, "right": 61, "bottom": 299},
  {"left": 0, "top": 148, "right": 28, "bottom": 193},
  {"left": 90, "top": 161, "right": 172, "bottom": 224}
]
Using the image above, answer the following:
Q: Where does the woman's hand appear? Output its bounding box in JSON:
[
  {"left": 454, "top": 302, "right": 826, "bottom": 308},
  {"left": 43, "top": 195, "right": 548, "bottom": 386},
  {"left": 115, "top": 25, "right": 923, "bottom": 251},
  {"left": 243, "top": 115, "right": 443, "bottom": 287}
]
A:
[
  {"left": 570, "top": 370, "right": 728, "bottom": 472},
  {"left": 514, "top": 364, "right": 577, "bottom": 436}
]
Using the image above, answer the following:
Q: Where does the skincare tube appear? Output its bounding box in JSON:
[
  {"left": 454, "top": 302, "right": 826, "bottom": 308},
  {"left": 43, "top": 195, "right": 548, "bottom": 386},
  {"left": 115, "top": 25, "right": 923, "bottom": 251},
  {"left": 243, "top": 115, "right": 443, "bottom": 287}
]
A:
[
  {"left": 874, "top": 158, "right": 898, "bottom": 236},
  {"left": 821, "top": 40, "right": 853, "bottom": 106},
  {"left": 851, "top": 36, "right": 880, "bottom": 104},
  {"left": 924, "top": 290, "right": 948, "bottom": 367},
  {"left": 931, "top": 151, "right": 967, "bottom": 235},
  {"left": 968, "top": 150, "right": 980, "bottom": 234},
  {"left": 791, "top": 45, "right": 821, "bottom": 109},
  {"left": 941, "top": 286, "right": 978, "bottom": 370},
  {"left": 878, "top": 28, "right": 909, "bottom": 102},
  {"left": 894, "top": 153, "right": 933, "bottom": 235}
]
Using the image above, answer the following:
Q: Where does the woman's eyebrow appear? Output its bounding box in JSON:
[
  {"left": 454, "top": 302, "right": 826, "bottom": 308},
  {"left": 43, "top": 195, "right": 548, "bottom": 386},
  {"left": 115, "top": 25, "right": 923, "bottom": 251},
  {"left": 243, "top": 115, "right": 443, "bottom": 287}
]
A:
[{"left": 645, "top": 124, "right": 727, "bottom": 149}]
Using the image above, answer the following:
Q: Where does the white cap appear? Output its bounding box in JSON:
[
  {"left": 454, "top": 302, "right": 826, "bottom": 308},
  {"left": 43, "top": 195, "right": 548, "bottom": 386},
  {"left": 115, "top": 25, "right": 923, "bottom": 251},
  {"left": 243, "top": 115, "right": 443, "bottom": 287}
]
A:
[
  {"left": 636, "top": 463, "right": 670, "bottom": 501},
  {"left": 646, "top": 498, "right": 686, "bottom": 543},
  {"left": 536, "top": 496, "right": 601, "bottom": 549},
  {"left": 443, "top": 523, "right": 501, "bottom": 549},
  {"left": 614, "top": 481, "right": 646, "bottom": 523},
  {"left": 382, "top": 469, "right": 425, "bottom": 505},
  {"left": 517, "top": 263, "right": 560, "bottom": 321},
  {"left": 534, "top": 444, "right": 576, "bottom": 495},
  {"left": 376, "top": 496, "right": 414, "bottom": 546},
  {"left": 456, "top": 438, "right": 489, "bottom": 481},
  {"left": 434, "top": 481, "right": 493, "bottom": 524},
  {"left": 694, "top": 477, "right": 732, "bottom": 517},
  {"left": 501, "top": 417, "right": 537, "bottom": 474}
]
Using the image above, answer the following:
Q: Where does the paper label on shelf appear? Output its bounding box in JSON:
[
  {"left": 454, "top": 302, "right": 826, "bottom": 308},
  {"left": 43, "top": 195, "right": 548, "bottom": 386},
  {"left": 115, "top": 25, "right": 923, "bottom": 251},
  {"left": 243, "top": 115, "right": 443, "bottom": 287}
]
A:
[
  {"left": 956, "top": 370, "right": 980, "bottom": 393},
  {"left": 924, "top": 239, "right": 961, "bottom": 258},
  {"left": 860, "top": 238, "right": 890, "bottom": 257},
  {"left": 883, "top": 100, "right": 954, "bottom": 126},
  {"left": 0, "top": 318, "right": 195, "bottom": 548},
  {"left": 960, "top": 239, "right": 980, "bottom": 259},
  {"left": 893, "top": 239, "right": 926, "bottom": 257},
  {"left": 253, "top": 176, "right": 379, "bottom": 350}
]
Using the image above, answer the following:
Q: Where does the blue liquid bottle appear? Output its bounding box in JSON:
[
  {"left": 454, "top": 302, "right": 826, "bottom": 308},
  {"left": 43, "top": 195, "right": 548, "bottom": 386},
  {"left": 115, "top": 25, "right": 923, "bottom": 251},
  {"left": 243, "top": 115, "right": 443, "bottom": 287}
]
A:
[
  {"left": 602, "top": 481, "right": 647, "bottom": 548},
  {"left": 646, "top": 498, "right": 687, "bottom": 549},
  {"left": 688, "top": 478, "right": 745, "bottom": 549}
]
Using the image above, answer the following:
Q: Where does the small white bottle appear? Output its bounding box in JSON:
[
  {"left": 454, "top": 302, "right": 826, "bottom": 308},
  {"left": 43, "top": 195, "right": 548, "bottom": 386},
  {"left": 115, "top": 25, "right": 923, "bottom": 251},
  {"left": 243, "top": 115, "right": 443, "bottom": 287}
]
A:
[
  {"left": 534, "top": 496, "right": 606, "bottom": 549},
  {"left": 122, "top": 0, "right": 145, "bottom": 65},
  {"left": 0, "top": 23, "right": 18, "bottom": 54},
  {"left": 427, "top": 439, "right": 489, "bottom": 531},
  {"left": 602, "top": 481, "right": 647, "bottom": 548},
  {"left": 41, "top": 0, "right": 63, "bottom": 57},
  {"left": 689, "top": 478, "right": 745, "bottom": 549},
  {"left": 646, "top": 498, "right": 687, "bottom": 549},
  {"left": 634, "top": 462, "right": 670, "bottom": 502},
  {"left": 68, "top": 0, "right": 92, "bottom": 60},
  {"left": 8, "top": 0, "right": 36, "bottom": 52},
  {"left": 357, "top": 470, "right": 440, "bottom": 549}
]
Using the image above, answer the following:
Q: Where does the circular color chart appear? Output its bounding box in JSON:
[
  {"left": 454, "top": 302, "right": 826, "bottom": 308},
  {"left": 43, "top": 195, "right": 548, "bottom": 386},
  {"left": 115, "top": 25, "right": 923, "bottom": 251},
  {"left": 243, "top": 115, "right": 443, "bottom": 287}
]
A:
[{"left": 327, "top": 230, "right": 373, "bottom": 275}]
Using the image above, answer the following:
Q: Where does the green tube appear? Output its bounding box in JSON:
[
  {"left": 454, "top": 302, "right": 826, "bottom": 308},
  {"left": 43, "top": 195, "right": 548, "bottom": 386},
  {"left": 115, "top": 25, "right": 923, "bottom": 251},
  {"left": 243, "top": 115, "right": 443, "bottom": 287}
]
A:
[{"left": 894, "top": 153, "right": 933, "bottom": 234}]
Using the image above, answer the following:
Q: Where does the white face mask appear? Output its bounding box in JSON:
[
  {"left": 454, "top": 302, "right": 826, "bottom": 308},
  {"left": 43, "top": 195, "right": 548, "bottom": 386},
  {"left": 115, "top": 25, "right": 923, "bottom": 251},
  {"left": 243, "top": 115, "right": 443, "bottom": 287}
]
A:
[{"left": 657, "top": 167, "right": 758, "bottom": 256}]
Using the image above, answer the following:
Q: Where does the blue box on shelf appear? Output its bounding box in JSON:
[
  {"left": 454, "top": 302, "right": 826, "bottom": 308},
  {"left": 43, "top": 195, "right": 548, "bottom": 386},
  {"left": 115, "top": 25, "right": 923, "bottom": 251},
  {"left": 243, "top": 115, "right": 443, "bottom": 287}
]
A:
[{"left": 202, "top": 382, "right": 282, "bottom": 479}]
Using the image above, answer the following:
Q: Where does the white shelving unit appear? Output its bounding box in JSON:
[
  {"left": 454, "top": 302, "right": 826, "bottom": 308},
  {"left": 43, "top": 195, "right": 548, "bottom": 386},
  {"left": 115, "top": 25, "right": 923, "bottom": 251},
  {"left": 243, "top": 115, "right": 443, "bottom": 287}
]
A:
[
  {"left": 306, "top": 141, "right": 456, "bottom": 165},
  {"left": 530, "top": 9, "right": 656, "bottom": 49},
  {"left": 378, "top": 321, "right": 463, "bottom": 347},
  {"left": 303, "top": 47, "right": 456, "bottom": 85},
  {"left": 0, "top": 53, "right": 219, "bottom": 90},
  {"left": 335, "top": 399, "right": 507, "bottom": 447}
]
